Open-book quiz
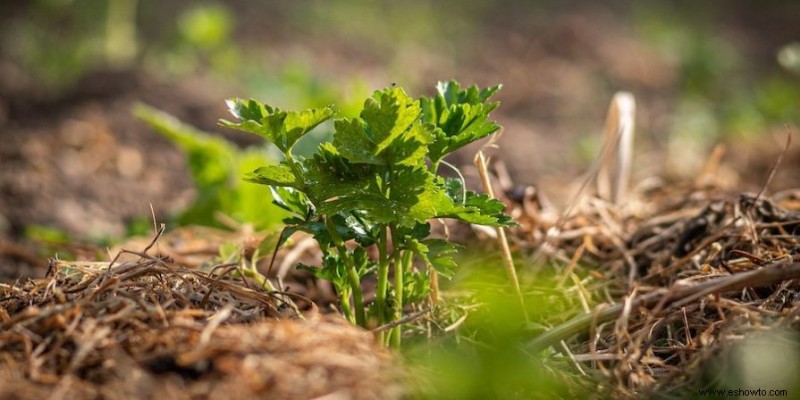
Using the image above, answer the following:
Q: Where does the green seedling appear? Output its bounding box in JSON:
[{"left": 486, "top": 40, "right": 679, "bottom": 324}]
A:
[{"left": 222, "top": 81, "right": 514, "bottom": 347}]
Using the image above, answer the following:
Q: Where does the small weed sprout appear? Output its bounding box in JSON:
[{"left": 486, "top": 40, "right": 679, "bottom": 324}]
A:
[{"left": 221, "top": 81, "right": 514, "bottom": 346}]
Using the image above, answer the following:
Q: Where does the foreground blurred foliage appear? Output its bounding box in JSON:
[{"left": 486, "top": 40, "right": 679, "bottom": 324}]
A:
[{"left": 406, "top": 257, "right": 598, "bottom": 399}]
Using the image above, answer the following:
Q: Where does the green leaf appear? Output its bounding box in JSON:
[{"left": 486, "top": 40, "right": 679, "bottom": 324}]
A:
[
  {"left": 303, "top": 143, "right": 376, "bottom": 202},
  {"left": 226, "top": 98, "right": 271, "bottom": 120},
  {"left": 421, "top": 239, "right": 460, "bottom": 278},
  {"left": 444, "top": 177, "right": 466, "bottom": 204},
  {"left": 362, "top": 87, "right": 421, "bottom": 153},
  {"left": 332, "top": 118, "right": 379, "bottom": 164},
  {"left": 221, "top": 98, "right": 335, "bottom": 152},
  {"left": 420, "top": 81, "right": 502, "bottom": 163},
  {"left": 385, "top": 121, "right": 433, "bottom": 166},
  {"left": 243, "top": 163, "right": 300, "bottom": 188},
  {"left": 270, "top": 186, "right": 311, "bottom": 217},
  {"left": 343, "top": 213, "right": 380, "bottom": 247},
  {"left": 315, "top": 166, "right": 446, "bottom": 228},
  {"left": 404, "top": 170, "right": 458, "bottom": 226},
  {"left": 298, "top": 252, "right": 350, "bottom": 292},
  {"left": 437, "top": 190, "right": 516, "bottom": 227},
  {"left": 332, "top": 87, "right": 432, "bottom": 167},
  {"left": 404, "top": 238, "right": 460, "bottom": 279},
  {"left": 437, "top": 80, "right": 501, "bottom": 106},
  {"left": 300, "top": 248, "right": 375, "bottom": 298},
  {"left": 284, "top": 214, "right": 367, "bottom": 250},
  {"left": 396, "top": 222, "right": 431, "bottom": 243}
]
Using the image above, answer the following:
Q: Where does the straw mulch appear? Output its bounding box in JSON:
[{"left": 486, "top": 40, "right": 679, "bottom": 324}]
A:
[
  {"left": 0, "top": 250, "right": 400, "bottom": 400},
  {"left": 507, "top": 165, "right": 800, "bottom": 397}
]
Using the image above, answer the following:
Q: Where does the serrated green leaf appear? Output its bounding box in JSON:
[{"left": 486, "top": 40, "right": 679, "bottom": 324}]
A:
[
  {"left": 437, "top": 190, "right": 516, "bottom": 227},
  {"left": 464, "top": 191, "right": 507, "bottom": 214},
  {"left": 284, "top": 217, "right": 332, "bottom": 248},
  {"left": 362, "top": 87, "right": 421, "bottom": 153},
  {"left": 284, "top": 213, "right": 371, "bottom": 250},
  {"left": 317, "top": 193, "right": 397, "bottom": 226},
  {"left": 314, "top": 166, "right": 447, "bottom": 228},
  {"left": 270, "top": 186, "right": 311, "bottom": 217},
  {"left": 298, "top": 252, "right": 350, "bottom": 291},
  {"left": 421, "top": 239, "right": 460, "bottom": 278},
  {"left": 332, "top": 87, "right": 431, "bottom": 167},
  {"left": 221, "top": 98, "right": 335, "bottom": 152},
  {"left": 332, "top": 118, "right": 379, "bottom": 164},
  {"left": 396, "top": 222, "right": 431, "bottom": 242},
  {"left": 243, "top": 163, "right": 299, "bottom": 188},
  {"left": 405, "top": 170, "right": 456, "bottom": 225},
  {"left": 304, "top": 142, "right": 375, "bottom": 202},
  {"left": 385, "top": 121, "right": 433, "bottom": 166},
  {"left": 226, "top": 98, "right": 271, "bottom": 121},
  {"left": 436, "top": 80, "right": 501, "bottom": 106},
  {"left": 343, "top": 213, "right": 380, "bottom": 247},
  {"left": 420, "top": 81, "right": 502, "bottom": 163},
  {"left": 402, "top": 238, "right": 459, "bottom": 279}
]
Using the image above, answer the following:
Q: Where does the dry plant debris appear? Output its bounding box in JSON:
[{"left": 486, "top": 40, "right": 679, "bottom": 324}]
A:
[
  {"left": 507, "top": 167, "right": 800, "bottom": 397},
  {"left": 0, "top": 253, "right": 399, "bottom": 400}
]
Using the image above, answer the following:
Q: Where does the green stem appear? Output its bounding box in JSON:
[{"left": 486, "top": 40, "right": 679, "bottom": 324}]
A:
[
  {"left": 375, "top": 226, "right": 390, "bottom": 340},
  {"left": 338, "top": 287, "right": 355, "bottom": 324},
  {"left": 391, "top": 249, "right": 413, "bottom": 348},
  {"left": 325, "top": 216, "right": 366, "bottom": 326},
  {"left": 430, "top": 159, "right": 441, "bottom": 174},
  {"left": 240, "top": 265, "right": 275, "bottom": 291}
]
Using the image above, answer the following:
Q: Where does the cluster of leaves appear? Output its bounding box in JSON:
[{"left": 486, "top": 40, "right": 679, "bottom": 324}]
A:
[{"left": 222, "top": 81, "right": 512, "bottom": 346}]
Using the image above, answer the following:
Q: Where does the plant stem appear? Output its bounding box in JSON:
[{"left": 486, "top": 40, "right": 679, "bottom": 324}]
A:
[
  {"left": 240, "top": 265, "right": 275, "bottom": 291},
  {"left": 338, "top": 288, "right": 355, "bottom": 324},
  {"left": 375, "top": 226, "right": 390, "bottom": 341},
  {"left": 430, "top": 159, "right": 441, "bottom": 174},
  {"left": 391, "top": 249, "right": 413, "bottom": 348},
  {"left": 325, "top": 216, "right": 366, "bottom": 326}
]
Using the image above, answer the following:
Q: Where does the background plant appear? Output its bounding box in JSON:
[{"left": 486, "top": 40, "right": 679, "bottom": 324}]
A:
[
  {"left": 134, "top": 104, "right": 286, "bottom": 231},
  {"left": 222, "top": 81, "right": 513, "bottom": 346}
]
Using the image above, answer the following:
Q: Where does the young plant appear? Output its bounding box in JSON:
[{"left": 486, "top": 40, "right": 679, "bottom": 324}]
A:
[{"left": 221, "top": 81, "right": 513, "bottom": 347}]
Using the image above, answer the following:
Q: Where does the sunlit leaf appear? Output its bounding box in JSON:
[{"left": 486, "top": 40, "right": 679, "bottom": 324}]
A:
[{"left": 221, "top": 98, "right": 335, "bottom": 152}]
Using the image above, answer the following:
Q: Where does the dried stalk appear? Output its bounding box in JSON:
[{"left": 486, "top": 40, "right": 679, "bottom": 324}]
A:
[
  {"left": 474, "top": 151, "right": 528, "bottom": 321},
  {"left": 597, "top": 92, "right": 635, "bottom": 205},
  {"left": 526, "top": 260, "right": 800, "bottom": 352}
]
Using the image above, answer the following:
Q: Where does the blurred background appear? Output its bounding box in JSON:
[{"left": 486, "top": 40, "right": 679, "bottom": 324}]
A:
[{"left": 1, "top": 0, "right": 799, "bottom": 242}]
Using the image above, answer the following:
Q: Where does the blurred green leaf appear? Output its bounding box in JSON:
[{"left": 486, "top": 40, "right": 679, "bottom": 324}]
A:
[{"left": 134, "top": 103, "right": 286, "bottom": 229}]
